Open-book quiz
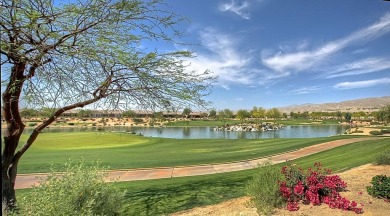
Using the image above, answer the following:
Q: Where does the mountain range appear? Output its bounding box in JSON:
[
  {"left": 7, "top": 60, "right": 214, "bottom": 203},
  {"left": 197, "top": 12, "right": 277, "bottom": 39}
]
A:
[{"left": 278, "top": 96, "right": 390, "bottom": 113}]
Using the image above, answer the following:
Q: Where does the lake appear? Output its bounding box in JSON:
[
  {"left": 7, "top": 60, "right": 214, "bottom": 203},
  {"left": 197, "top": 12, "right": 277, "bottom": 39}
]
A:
[{"left": 20, "top": 125, "right": 348, "bottom": 139}]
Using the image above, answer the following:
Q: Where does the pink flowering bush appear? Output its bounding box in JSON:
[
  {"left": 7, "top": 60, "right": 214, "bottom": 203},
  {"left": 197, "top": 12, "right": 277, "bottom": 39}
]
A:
[{"left": 279, "top": 162, "right": 363, "bottom": 214}]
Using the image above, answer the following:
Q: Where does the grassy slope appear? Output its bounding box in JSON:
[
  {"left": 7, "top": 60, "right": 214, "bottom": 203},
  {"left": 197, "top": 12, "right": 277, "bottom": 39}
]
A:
[{"left": 18, "top": 132, "right": 357, "bottom": 173}]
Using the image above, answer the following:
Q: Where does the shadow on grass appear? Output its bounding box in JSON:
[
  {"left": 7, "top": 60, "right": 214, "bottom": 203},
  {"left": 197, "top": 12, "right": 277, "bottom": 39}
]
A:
[{"left": 120, "top": 173, "right": 252, "bottom": 216}]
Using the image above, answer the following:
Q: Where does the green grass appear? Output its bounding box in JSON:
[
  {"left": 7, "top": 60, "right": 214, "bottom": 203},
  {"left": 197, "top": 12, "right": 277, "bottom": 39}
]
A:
[
  {"left": 18, "top": 132, "right": 359, "bottom": 173},
  {"left": 275, "top": 119, "right": 341, "bottom": 125},
  {"left": 16, "top": 138, "right": 389, "bottom": 215},
  {"left": 106, "top": 138, "right": 390, "bottom": 215}
]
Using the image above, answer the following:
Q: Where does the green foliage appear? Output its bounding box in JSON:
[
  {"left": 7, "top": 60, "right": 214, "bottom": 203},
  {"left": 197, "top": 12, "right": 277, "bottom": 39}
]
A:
[
  {"left": 251, "top": 106, "right": 266, "bottom": 120},
  {"left": 366, "top": 175, "right": 390, "bottom": 200},
  {"left": 78, "top": 109, "right": 92, "bottom": 118},
  {"left": 16, "top": 160, "right": 126, "bottom": 216},
  {"left": 20, "top": 108, "right": 40, "bottom": 118},
  {"left": 236, "top": 109, "right": 251, "bottom": 121},
  {"left": 344, "top": 112, "right": 352, "bottom": 122},
  {"left": 40, "top": 107, "right": 57, "bottom": 117},
  {"left": 133, "top": 118, "right": 144, "bottom": 123},
  {"left": 182, "top": 107, "right": 192, "bottom": 117},
  {"left": 266, "top": 108, "right": 281, "bottom": 120},
  {"left": 376, "top": 104, "right": 390, "bottom": 123},
  {"left": 122, "top": 110, "right": 137, "bottom": 118},
  {"left": 218, "top": 109, "right": 234, "bottom": 119},
  {"left": 209, "top": 109, "right": 217, "bottom": 118},
  {"left": 28, "top": 123, "right": 37, "bottom": 127},
  {"left": 380, "top": 129, "right": 390, "bottom": 134},
  {"left": 374, "top": 150, "right": 390, "bottom": 165},
  {"left": 369, "top": 130, "right": 383, "bottom": 135},
  {"left": 246, "top": 161, "right": 284, "bottom": 215}
]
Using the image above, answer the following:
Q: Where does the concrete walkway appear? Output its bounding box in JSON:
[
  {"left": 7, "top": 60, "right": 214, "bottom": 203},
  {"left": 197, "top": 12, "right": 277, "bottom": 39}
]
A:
[{"left": 15, "top": 137, "right": 383, "bottom": 189}]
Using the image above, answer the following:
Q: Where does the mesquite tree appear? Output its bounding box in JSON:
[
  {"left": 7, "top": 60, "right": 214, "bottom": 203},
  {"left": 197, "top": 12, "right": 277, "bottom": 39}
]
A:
[{"left": 1, "top": 0, "right": 212, "bottom": 212}]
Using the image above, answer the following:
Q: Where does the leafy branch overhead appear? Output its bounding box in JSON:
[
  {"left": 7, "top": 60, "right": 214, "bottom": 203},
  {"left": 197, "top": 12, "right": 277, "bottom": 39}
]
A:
[{"left": 1, "top": 0, "right": 214, "bottom": 111}]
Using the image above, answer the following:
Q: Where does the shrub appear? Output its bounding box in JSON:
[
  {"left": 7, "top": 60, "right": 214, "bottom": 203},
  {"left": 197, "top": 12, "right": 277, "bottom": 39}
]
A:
[
  {"left": 279, "top": 162, "right": 363, "bottom": 214},
  {"left": 28, "top": 123, "right": 37, "bottom": 127},
  {"left": 17, "top": 160, "right": 126, "bottom": 216},
  {"left": 246, "top": 160, "right": 284, "bottom": 216},
  {"left": 133, "top": 118, "right": 144, "bottom": 123},
  {"left": 366, "top": 175, "right": 390, "bottom": 201},
  {"left": 68, "top": 122, "right": 75, "bottom": 126},
  {"left": 380, "top": 129, "right": 390, "bottom": 134},
  {"left": 374, "top": 150, "right": 390, "bottom": 165},
  {"left": 369, "top": 130, "right": 383, "bottom": 135}
]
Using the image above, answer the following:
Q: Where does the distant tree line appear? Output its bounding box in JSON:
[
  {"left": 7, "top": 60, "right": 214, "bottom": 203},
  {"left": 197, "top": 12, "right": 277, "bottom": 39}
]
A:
[
  {"left": 14, "top": 104, "right": 390, "bottom": 124},
  {"left": 207, "top": 104, "right": 390, "bottom": 123}
]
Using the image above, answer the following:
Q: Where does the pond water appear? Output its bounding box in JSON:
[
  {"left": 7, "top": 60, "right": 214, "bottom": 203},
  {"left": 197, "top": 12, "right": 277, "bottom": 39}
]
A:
[{"left": 20, "top": 125, "right": 348, "bottom": 139}]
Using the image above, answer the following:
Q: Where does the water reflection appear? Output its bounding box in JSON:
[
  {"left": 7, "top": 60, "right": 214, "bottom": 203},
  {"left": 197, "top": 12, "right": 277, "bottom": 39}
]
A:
[
  {"left": 17, "top": 125, "right": 348, "bottom": 139},
  {"left": 182, "top": 127, "right": 191, "bottom": 138}
]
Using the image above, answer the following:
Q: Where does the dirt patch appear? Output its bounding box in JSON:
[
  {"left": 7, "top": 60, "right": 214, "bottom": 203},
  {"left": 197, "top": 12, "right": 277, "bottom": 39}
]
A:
[{"left": 171, "top": 164, "right": 390, "bottom": 216}]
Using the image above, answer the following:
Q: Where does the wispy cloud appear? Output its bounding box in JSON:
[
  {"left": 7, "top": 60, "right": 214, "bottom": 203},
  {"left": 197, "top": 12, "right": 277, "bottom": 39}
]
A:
[
  {"left": 334, "top": 78, "right": 390, "bottom": 89},
  {"left": 324, "top": 57, "right": 390, "bottom": 78},
  {"left": 186, "top": 28, "right": 254, "bottom": 88},
  {"left": 218, "top": 0, "right": 255, "bottom": 19},
  {"left": 288, "top": 86, "right": 322, "bottom": 95},
  {"left": 261, "top": 13, "right": 390, "bottom": 74}
]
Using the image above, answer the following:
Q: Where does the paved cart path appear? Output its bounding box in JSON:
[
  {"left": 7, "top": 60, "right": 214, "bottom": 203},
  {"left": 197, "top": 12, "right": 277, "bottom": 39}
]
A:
[{"left": 15, "top": 137, "right": 384, "bottom": 189}]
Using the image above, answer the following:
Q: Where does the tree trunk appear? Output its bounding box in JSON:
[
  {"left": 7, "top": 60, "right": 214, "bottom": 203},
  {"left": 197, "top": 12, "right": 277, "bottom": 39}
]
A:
[
  {"left": 1, "top": 125, "right": 24, "bottom": 215},
  {"left": 2, "top": 63, "right": 26, "bottom": 214},
  {"left": 2, "top": 152, "right": 19, "bottom": 214}
]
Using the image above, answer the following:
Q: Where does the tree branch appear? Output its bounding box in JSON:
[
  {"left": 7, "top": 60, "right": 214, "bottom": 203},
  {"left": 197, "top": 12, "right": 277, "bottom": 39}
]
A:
[{"left": 14, "top": 93, "right": 107, "bottom": 161}]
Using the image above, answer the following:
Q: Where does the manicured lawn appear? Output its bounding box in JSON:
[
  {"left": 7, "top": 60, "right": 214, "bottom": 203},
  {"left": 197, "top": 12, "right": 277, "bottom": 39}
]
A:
[
  {"left": 16, "top": 138, "right": 389, "bottom": 215},
  {"left": 275, "top": 119, "right": 340, "bottom": 125},
  {"left": 18, "top": 132, "right": 359, "bottom": 173},
  {"left": 113, "top": 138, "right": 389, "bottom": 215}
]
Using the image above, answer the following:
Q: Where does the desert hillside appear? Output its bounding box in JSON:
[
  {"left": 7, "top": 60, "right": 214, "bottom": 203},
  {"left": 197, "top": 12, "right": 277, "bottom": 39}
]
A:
[{"left": 278, "top": 96, "right": 390, "bottom": 113}]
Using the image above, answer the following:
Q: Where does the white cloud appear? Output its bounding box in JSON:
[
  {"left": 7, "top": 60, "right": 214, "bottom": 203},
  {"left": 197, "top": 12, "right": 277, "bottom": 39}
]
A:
[
  {"left": 324, "top": 57, "right": 390, "bottom": 78},
  {"left": 186, "top": 28, "right": 258, "bottom": 88},
  {"left": 288, "top": 86, "right": 322, "bottom": 95},
  {"left": 218, "top": 0, "right": 251, "bottom": 19},
  {"left": 261, "top": 13, "right": 390, "bottom": 74},
  {"left": 334, "top": 78, "right": 390, "bottom": 89}
]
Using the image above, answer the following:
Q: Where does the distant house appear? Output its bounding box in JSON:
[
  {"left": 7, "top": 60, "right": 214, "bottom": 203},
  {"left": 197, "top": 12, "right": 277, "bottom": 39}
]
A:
[
  {"left": 188, "top": 112, "right": 206, "bottom": 119},
  {"left": 90, "top": 110, "right": 123, "bottom": 118},
  {"left": 62, "top": 110, "right": 78, "bottom": 117},
  {"left": 133, "top": 110, "right": 153, "bottom": 118},
  {"left": 162, "top": 111, "right": 181, "bottom": 118}
]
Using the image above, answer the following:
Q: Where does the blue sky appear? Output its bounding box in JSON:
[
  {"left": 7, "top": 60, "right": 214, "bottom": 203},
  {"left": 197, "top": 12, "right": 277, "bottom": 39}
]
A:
[{"left": 162, "top": 0, "right": 390, "bottom": 110}]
